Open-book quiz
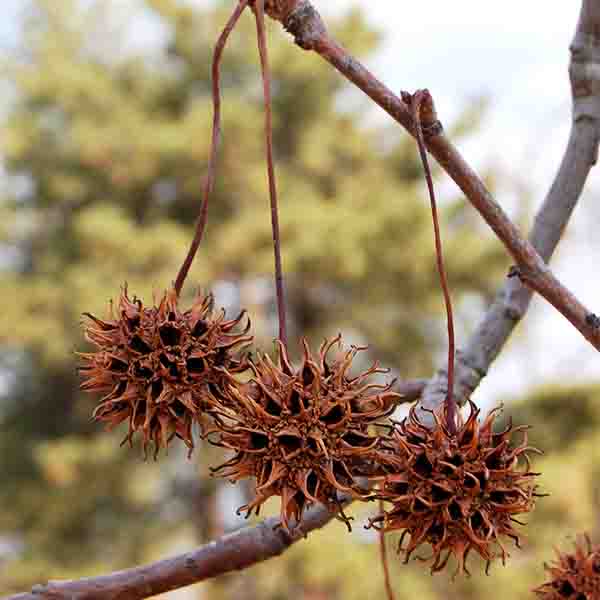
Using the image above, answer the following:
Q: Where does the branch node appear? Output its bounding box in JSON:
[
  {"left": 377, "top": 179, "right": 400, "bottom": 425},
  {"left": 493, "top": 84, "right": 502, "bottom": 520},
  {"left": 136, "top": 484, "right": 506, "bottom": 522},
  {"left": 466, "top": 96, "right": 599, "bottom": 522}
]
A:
[
  {"left": 401, "top": 89, "right": 444, "bottom": 139},
  {"left": 283, "top": 0, "right": 326, "bottom": 50},
  {"left": 507, "top": 264, "right": 542, "bottom": 289},
  {"left": 271, "top": 518, "right": 299, "bottom": 551},
  {"left": 262, "top": 0, "right": 295, "bottom": 22},
  {"left": 585, "top": 312, "right": 600, "bottom": 328},
  {"left": 423, "top": 119, "right": 444, "bottom": 138},
  {"left": 30, "top": 585, "right": 49, "bottom": 596},
  {"left": 503, "top": 305, "right": 522, "bottom": 323},
  {"left": 507, "top": 265, "right": 522, "bottom": 279}
]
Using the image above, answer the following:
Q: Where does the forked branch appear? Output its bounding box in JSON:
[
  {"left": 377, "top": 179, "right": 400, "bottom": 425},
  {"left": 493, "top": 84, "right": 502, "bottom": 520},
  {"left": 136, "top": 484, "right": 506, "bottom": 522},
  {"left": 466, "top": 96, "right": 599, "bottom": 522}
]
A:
[{"left": 8, "top": 2, "right": 600, "bottom": 599}]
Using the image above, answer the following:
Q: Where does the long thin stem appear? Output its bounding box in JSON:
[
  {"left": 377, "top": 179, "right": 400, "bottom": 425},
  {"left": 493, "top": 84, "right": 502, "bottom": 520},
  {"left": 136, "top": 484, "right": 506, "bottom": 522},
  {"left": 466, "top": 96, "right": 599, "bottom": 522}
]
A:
[
  {"left": 378, "top": 498, "right": 396, "bottom": 600},
  {"left": 410, "top": 90, "right": 457, "bottom": 435},
  {"left": 173, "top": 0, "right": 249, "bottom": 297},
  {"left": 254, "top": 0, "right": 289, "bottom": 348}
]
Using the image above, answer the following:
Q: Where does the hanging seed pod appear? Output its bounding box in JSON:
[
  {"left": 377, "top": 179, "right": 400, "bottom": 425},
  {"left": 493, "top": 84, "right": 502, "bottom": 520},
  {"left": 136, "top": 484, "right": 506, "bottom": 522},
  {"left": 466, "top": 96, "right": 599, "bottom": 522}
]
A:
[
  {"left": 79, "top": 286, "right": 252, "bottom": 457},
  {"left": 534, "top": 534, "right": 600, "bottom": 599},
  {"left": 369, "top": 402, "right": 542, "bottom": 576},
  {"left": 210, "top": 336, "right": 401, "bottom": 532}
]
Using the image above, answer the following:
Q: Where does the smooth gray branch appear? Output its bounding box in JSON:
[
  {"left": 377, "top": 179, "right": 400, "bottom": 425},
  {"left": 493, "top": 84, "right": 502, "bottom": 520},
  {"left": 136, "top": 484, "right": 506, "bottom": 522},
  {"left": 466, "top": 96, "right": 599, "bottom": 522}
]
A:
[{"left": 420, "top": 0, "right": 600, "bottom": 412}]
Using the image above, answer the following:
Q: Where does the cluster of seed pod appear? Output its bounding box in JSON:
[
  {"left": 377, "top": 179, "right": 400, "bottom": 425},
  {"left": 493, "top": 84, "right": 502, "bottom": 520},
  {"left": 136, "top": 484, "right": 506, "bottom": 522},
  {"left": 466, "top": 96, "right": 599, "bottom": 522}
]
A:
[
  {"left": 78, "top": 285, "right": 550, "bottom": 578},
  {"left": 75, "top": 1, "right": 592, "bottom": 591},
  {"left": 80, "top": 289, "right": 401, "bottom": 519}
]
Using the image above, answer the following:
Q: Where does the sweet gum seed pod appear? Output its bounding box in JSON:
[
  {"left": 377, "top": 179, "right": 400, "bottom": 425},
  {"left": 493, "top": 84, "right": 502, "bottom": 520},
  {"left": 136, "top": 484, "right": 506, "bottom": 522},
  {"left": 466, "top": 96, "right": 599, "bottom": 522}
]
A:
[
  {"left": 210, "top": 336, "right": 401, "bottom": 532},
  {"left": 79, "top": 286, "right": 252, "bottom": 458},
  {"left": 369, "top": 401, "right": 542, "bottom": 576},
  {"left": 534, "top": 534, "right": 600, "bottom": 599}
]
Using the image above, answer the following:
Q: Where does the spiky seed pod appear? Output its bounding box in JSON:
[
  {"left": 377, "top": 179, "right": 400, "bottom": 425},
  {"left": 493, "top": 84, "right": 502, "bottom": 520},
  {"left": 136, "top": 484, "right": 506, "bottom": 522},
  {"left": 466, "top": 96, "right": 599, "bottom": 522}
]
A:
[
  {"left": 79, "top": 286, "right": 252, "bottom": 457},
  {"left": 369, "top": 402, "right": 542, "bottom": 576},
  {"left": 534, "top": 534, "right": 600, "bottom": 599},
  {"left": 210, "top": 336, "right": 401, "bottom": 532}
]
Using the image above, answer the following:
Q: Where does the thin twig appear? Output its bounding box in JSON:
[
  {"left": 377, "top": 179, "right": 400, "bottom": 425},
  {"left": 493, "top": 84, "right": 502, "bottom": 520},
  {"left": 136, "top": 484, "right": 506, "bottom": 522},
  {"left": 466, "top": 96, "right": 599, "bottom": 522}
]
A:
[
  {"left": 174, "top": 0, "right": 249, "bottom": 297},
  {"left": 378, "top": 498, "right": 396, "bottom": 600},
  {"left": 254, "top": 0, "right": 289, "bottom": 348},
  {"left": 407, "top": 90, "right": 457, "bottom": 435},
  {"left": 265, "top": 0, "right": 600, "bottom": 352}
]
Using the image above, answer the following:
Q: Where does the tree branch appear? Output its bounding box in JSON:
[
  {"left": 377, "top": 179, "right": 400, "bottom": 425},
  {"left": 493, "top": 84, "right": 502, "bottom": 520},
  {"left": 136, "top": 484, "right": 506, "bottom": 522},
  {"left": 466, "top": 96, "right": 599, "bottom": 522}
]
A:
[
  {"left": 7, "top": 3, "right": 600, "bottom": 600},
  {"left": 6, "top": 495, "right": 352, "bottom": 600},
  {"left": 396, "top": 378, "right": 427, "bottom": 402},
  {"left": 420, "top": 0, "right": 600, "bottom": 411},
  {"left": 263, "top": 0, "right": 600, "bottom": 352}
]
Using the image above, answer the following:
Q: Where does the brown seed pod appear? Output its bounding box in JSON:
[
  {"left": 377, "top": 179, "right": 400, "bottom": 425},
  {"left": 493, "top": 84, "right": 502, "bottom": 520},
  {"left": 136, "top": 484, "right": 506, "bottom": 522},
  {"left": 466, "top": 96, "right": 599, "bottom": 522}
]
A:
[
  {"left": 369, "top": 402, "right": 542, "bottom": 576},
  {"left": 534, "top": 534, "right": 600, "bottom": 599},
  {"left": 210, "top": 336, "right": 401, "bottom": 532},
  {"left": 79, "top": 286, "right": 252, "bottom": 457}
]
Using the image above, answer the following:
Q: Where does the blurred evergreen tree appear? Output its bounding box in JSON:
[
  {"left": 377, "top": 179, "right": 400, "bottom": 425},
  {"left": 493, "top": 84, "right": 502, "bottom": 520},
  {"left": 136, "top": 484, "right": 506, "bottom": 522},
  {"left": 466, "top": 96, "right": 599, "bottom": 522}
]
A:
[{"left": 1, "top": 0, "right": 507, "bottom": 596}]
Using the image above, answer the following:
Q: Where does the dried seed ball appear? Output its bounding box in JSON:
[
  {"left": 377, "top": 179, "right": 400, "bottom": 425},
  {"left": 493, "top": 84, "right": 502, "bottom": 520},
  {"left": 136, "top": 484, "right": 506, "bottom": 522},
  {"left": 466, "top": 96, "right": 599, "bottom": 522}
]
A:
[
  {"left": 370, "top": 402, "right": 542, "bottom": 576},
  {"left": 79, "top": 286, "right": 252, "bottom": 458},
  {"left": 534, "top": 534, "right": 600, "bottom": 599},
  {"left": 211, "top": 336, "right": 401, "bottom": 532}
]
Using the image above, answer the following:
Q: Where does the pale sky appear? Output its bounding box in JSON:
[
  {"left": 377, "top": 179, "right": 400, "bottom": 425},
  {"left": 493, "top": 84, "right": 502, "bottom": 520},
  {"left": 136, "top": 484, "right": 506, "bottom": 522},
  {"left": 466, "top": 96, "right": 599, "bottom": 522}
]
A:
[{"left": 2, "top": 1, "right": 598, "bottom": 403}]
